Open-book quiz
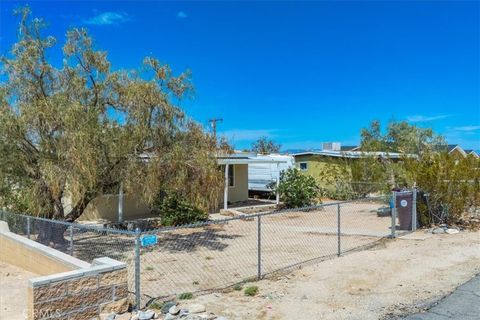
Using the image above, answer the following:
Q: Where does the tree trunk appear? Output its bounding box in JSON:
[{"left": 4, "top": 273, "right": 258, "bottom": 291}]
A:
[
  {"left": 64, "top": 192, "right": 96, "bottom": 222},
  {"left": 34, "top": 187, "right": 96, "bottom": 253},
  {"left": 36, "top": 220, "right": 68, "bottom": 249}
]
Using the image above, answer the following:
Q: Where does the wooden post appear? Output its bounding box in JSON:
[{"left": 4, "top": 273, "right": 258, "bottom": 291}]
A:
[
  {"left": 118, "top": 182, "right": 124, "bottom": 224},
  {"left": 275, "top": 162, "right": 280, "bottom": 204},
  {"left": 224, "top": 164, "right": 229, "bottom": 211}
]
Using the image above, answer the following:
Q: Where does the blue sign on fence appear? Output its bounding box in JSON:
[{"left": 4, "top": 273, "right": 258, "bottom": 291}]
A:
[{"left": 140, "top": 234, "right": 158, "bottom": 247}]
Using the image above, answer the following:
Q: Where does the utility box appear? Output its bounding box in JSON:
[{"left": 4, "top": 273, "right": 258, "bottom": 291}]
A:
[{"left": 395, "top": 191, "right": 414, "bottom": 230}]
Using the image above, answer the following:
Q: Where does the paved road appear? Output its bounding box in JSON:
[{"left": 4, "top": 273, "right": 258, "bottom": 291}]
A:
[{"left": 405, "top": 274, "right": 480, "bottom": 319}]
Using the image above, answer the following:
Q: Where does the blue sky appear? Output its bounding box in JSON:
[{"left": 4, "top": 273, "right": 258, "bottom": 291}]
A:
[{"left": 1, "top": 1, "right": 479, "bottom": 151}]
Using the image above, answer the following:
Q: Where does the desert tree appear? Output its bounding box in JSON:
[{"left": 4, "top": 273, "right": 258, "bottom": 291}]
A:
[
  {"left": 360, "top": 120, "right": 445, "bottom": 154},
  {"left": 251, "top": 136, "right": 281, "bottom": 154},
  {"left": 0, "top": 7, "right": 224, "bottom": 225}
]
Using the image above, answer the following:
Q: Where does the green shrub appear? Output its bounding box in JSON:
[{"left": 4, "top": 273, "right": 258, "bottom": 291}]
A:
[
  {"left": 404, "top": 152, "right": 480, "bottom": 224},
  {"left": 244, "top": 285, "right": 259, "bottom": 296},
  {"left": 178, "top": 292, "right": 193, "bottom": 300},
  {"left": 148, "top": 300, "right": 164, "bottom": 310},
  {"left": 233, "top": 284, "right": 243, "bottom": 291},
  {"left": 157, "top": 193, "right": 208, "bottom": 226},
  {"left": 272, "top": 168, "right": 320, "bottom": 208}
]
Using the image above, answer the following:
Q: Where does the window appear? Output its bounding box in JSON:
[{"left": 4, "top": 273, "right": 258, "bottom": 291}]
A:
[
  {"left": 228, "top": 165, "right": 235, "bottom": 187},
  {"left": 299, "top": 162, "right": 308, "bottom": 171}
]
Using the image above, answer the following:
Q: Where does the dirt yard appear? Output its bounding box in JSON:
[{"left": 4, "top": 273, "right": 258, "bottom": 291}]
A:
[
  {"left": 180, "top": 230, "right": 480, "bottom": 320},
  {"left": 0, "top": 262, "right": 37, "bottom": 320},
  {"left": 136, "top": 199, "right": 391, "bottom": 300}
]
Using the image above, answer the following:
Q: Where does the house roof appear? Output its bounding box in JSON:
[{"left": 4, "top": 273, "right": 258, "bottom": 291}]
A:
[
  {"left": 217, "top": 152, "right": 288, "bottom": 165},
  {"left": 293, "top": 150, "right": 415, "bottom": 159},
  {"left": 340, "top": 145, "right": 360, "bottom": 151},
  {"left": 446, "top": 144, "right": 467, "bottom": 156},
  {"left": 464, "top": 150, "right": 480, "bottom": 158},
  {"left": 447, "top": 144, "right": 460, "bottom": 152},
  {"left": 217, "top": 156, "right": 288, "bottom": 165}
]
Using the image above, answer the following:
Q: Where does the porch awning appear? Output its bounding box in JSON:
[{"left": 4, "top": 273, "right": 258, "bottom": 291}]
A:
[{"left": 217, "top": 157, "right": 287, "bottom": 165}]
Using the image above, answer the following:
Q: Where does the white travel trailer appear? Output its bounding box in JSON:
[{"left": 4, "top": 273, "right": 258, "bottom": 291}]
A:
[{"left": 248, "top": 154, "right": 295, "bottom": 192}]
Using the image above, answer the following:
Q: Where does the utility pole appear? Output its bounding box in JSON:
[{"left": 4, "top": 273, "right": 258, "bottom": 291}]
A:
[{"left": 209, "top": 118, "right": 223, "bottom": 143}]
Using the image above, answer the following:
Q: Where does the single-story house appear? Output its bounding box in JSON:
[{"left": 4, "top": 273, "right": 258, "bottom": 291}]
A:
[
  {"left": 294, "top": 150, "right": 408, "bottom": 171},
  {"left": 293, "top": 143, "right": 414, "bottom": 191}
]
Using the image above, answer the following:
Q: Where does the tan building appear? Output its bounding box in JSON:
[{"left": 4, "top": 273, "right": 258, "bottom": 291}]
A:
[
  {"left": 78, "top": 194, "right": 152, "bottom": 222},
  {"left": 75, "top": 153, "right": 286, "bottom": 222}
]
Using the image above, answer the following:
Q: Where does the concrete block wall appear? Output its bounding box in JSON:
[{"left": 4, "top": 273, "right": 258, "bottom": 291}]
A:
[
  {"left": 0, "top": 221, "right": 130, "bottom": 320},
  {"left": 0, "top": 225, "right": 90, "bottom": 275},
  {"left": 28, "top": 258, "right": 129, "bottom": 320}
]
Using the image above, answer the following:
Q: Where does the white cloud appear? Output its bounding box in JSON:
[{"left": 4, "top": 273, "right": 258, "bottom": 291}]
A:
[
  {"left": 443, "top": 125, "right": 480, "bottom": 150},
  {"left": 177, "top": 11, "right": 188, "bottom": 19},
  {"left": 406, "top": 114, "right": 451, "bottom": 122},
  {"left": 450, "top": 125, "right": 480, "bottom": 132},
  {"left": 220, "top": 129, "right": 277, "bottom": 141},
  {"left": 83, "top": 12, "right": 130, "bottom": 26}
]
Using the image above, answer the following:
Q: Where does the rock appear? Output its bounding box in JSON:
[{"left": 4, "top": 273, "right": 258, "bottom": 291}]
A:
[
  {"left": 187, "top": 303, "right": 206, "bottom": 314},
  {"left": 138, "top": 310, "right": 155, "bottom": 320},
  {"left": 116, "top": 313, "right": 133, "bottom": 320},
  {"left": 432, "top": 227, "right": 445, "bottom": 234},
  {"left": 161, "top": 302, "right": 177, "bottom": 314},
  {"left": 164, "top": 313, "right": 177, "bottom": 320},
  {"left": 445, "top": 228, "right": 459, "bottom": 234},
  {"left": 184, "top": 315, "right": 204, "bottom": 320},
  {"left": 100, "top": 313, "right": 117, "bottom": 320},
  {"left": 216, "top": 317, "right": 228, "bottom": 320},
  {"left": 179, "top": 309, "right": 190, "bottom": 318},
  {"left": 377, "top": 207, "right": 391, "bottom": 217},
  {"left": 169, "top": 305, "right": 180, "bottom": 315}
]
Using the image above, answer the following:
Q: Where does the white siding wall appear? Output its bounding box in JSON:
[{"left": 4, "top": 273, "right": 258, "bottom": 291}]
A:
[{"left": 248, "top": 155, "right": 295, "bottom": 191}]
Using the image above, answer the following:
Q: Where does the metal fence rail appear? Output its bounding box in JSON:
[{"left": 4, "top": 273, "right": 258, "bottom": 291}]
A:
[{"left": 1, "top": 195, "right": 405, "bottom": 309}]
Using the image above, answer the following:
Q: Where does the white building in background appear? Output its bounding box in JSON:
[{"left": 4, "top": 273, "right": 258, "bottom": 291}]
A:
[{"left": 248, "top": 154, "right": 295, "bottom": 192}]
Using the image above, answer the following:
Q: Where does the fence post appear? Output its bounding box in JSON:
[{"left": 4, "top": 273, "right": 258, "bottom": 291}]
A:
[
  {"left": 412, "top": 190, "right": 417, "bottom": 231},
  {"left": 337, "top": 203, "right": 341, "bottom": 256},
  {"left": 257, "top": 215, "right": 262, "bottom": 280},
  {"left": 391, "top": 192, "right": 397, "bottom": 238},
  {"left": 134, "top": 228, "right": 141, "bottom": 310},
  {"left": 27, "top": 217, "right": 31, "bottom": 239},
  {"left": 69, "top": 225, "right": 74, "bottom": 255}
]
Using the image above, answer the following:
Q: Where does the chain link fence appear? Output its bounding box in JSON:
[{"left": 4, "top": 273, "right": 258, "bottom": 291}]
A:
[{"left": 1, "top": 194, "right": 414, "bottom": 309}]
